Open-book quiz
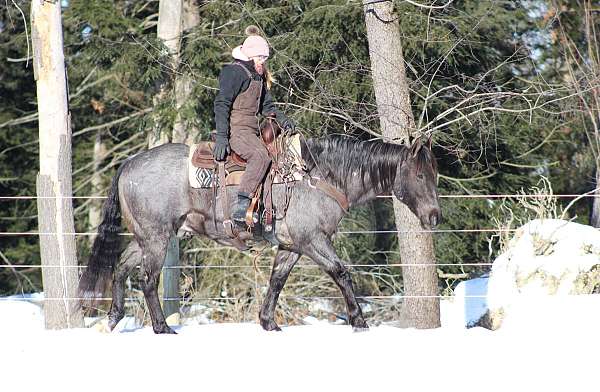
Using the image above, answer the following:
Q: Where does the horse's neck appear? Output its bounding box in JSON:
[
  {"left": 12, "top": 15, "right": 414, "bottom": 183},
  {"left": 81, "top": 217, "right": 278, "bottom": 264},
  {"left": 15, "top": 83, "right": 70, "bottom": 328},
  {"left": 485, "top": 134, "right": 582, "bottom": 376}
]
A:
[
  {"left": 304, "top": 138, "right": 400, "bottom": 209},
  {"left": 343, "top": 172, "right": 390, "bottom": 207},
  {"left": 311, "top": 167, "right": 389, "bottom": 209}
]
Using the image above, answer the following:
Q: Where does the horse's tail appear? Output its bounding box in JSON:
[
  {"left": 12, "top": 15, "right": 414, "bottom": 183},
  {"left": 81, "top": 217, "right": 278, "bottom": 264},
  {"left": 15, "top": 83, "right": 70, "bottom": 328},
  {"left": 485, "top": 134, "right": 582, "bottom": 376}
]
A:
[{"left": 78, "top": 165, "right": 125, "bottom": 308}]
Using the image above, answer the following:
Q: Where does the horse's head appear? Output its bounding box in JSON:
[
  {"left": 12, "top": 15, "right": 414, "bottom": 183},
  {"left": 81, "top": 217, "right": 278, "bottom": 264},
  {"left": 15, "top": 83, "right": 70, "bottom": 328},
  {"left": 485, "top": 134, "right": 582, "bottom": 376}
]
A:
[{"left": 393, "top": 138, "right": 442, "bottom": 229}]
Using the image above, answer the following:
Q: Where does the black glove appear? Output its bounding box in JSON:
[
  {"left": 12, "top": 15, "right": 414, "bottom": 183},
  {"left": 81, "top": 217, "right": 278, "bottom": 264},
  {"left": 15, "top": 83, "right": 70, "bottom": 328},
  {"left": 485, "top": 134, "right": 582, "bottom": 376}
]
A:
[
  {"left": 213, "top": 134, "right": 230, "bottom": 161},
  {"left": 282, "top": 118, "right": 296, "bottom": 133}
]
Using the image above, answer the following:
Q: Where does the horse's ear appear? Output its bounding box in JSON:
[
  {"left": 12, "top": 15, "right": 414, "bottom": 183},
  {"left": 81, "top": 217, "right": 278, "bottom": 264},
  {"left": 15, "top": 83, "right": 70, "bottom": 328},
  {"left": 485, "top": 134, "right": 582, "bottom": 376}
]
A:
[
  {"left": 411, "top": 138, "right": 423, "bottom": 157},
  {"left": 427, "top": 134, "right": 433, "bottom": 150}
]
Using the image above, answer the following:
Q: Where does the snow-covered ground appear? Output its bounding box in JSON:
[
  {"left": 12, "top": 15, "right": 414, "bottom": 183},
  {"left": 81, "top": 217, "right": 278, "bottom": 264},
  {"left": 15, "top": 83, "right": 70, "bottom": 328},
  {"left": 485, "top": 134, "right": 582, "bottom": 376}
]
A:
[
  {"left": 2, "top": 301, "right": 599, "bottom": 392},
  {"left": 2, "top": 219, "right": 600, "bottom": 391}
]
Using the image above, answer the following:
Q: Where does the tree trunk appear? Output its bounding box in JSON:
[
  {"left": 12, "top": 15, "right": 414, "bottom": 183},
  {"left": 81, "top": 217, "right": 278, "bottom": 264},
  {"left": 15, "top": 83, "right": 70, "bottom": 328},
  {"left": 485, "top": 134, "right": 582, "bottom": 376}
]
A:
[
  {"left": 161, "top": 236, "right": 180, "bottom": 318},
  {"left": 363, "top": 0, "right": 440, "bottom": 328},
  {"left": 372, "top": 199, "right": 394, "bottom": 265},
  {"left": 591, "top": 162, "right": 600, "bottom": 227},
  {"left": 88, "top": 132, "right": 107, "bottom": 247},
  {"left": 149, "top": 0, "right": 184, "bottom": 148},
  {"left": 31, "top": 1, "right": 84, "bottom": 329},
  {"left": 152, "top": 0, "right": 185, "bottom": 319},
  {"left": 172, "top": 0, "right": 200, "bottom": 144}
]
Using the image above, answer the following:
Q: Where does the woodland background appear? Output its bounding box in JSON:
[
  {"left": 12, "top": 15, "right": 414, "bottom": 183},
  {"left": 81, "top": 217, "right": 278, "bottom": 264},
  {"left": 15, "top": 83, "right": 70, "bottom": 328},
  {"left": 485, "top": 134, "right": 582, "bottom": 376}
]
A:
[{"left": 1, "top": 0, "right": 598, "bottom": 325}]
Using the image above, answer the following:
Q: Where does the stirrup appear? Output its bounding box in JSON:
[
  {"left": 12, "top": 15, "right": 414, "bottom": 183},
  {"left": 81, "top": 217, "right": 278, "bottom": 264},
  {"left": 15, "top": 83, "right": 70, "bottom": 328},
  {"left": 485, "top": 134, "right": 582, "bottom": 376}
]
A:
[
  {"left": 233, "top": 211, "right": 258, "bottom": 224},
  {"left": 262, "top": 224, "right": 278, "bottom": 246}
]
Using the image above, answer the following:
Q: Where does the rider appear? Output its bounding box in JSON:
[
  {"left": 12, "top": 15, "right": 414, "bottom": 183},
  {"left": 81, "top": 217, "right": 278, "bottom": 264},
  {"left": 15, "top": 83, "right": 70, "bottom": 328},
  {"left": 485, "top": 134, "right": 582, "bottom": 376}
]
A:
[{"left": 213, "top": 25, "right": 294, "bottom": 222}]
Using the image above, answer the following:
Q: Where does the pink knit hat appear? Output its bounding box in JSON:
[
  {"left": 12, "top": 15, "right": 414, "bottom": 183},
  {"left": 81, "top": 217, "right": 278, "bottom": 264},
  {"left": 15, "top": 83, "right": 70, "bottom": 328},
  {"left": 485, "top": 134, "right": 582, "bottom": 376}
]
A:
[
  {"left": 240, "top": 35, "right": 269, "bottom": 58},
  {"left": 237, "top": 25, "right": 269, "bottom": 60}
]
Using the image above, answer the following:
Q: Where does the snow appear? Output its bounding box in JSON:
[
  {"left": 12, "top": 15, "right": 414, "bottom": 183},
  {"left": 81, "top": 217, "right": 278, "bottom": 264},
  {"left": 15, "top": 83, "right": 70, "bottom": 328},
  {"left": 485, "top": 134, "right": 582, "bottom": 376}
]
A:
[
  {"left": 1, "top": 312, "right": 599, "bottom": 391},
  {"left": 486, "top": 219, "right": 600, "bottom": 328},
  {"left": 2, "top": 219, "right": 600, "bottom": 391},
  {"left": 447, "top": 276, "right": 489, "bottom": 327}
]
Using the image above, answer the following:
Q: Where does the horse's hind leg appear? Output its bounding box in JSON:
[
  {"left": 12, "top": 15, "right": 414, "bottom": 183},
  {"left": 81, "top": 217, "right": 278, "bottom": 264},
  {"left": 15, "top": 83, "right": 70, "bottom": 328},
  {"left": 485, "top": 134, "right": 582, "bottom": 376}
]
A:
[
  {"left": 304, "top": 237, "right": 368, "bottom": 330},
  {"left": 259, "top": 248, "right": 300, "bottom": 331},
  {"left": 108, "top": 240, "right": 142, "bottom": 331},
  {"left": 140, "top": 234, "right": 176, "bottom": 334}
]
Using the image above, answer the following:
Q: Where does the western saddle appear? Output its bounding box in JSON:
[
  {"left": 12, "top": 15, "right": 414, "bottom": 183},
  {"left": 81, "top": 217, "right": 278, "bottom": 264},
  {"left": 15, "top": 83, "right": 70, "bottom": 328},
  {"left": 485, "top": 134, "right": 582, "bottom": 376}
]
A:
[{"left": 190, "top": 116, "right": 302, "bottom": 247}]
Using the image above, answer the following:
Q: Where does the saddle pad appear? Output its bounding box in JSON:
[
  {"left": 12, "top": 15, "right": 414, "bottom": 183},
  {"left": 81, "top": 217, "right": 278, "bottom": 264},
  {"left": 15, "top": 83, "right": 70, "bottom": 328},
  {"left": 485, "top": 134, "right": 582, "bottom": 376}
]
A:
[
  {"left": 188, "top": 146, "right": 245, "bottom": 189},
  {"left": 189, "top": 145, "right": 214, "bottom": 188}
]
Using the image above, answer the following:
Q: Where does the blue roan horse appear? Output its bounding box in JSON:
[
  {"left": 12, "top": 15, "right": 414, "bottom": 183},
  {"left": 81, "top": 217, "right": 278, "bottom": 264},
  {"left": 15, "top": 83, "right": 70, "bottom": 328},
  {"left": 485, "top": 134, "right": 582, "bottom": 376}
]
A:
[{"left": 78, "top": 136, "right": 441, "bottom": 333}]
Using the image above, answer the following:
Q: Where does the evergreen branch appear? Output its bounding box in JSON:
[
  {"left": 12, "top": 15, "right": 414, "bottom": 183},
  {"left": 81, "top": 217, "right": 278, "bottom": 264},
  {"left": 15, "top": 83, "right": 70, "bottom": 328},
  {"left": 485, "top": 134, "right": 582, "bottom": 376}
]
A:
[
  {"left": 6, "top": 56, "right": 32, "bottom": 62},
  {"left": 0, "top": 73, "right": 117, "bottom": 130},
  {"left": 285, "top": 102, "right": 380, "bottom": 138},
  {"left": 0, "top": 112, "right": 37, "bottom": 129},
  {"left": 72, "top": 132, "right": 143, "bottom": 176},
  {"left": 0, "top": 249, "right": 36, "bottom": 293},
  {"left": 438, "top": 172, "right": 497, "bottom": 195},
  {"left": 72, "top": 108, "right": 153, "bottom": 137},
  {"left": 72, "top": 141, "right": 147, "bottom": 194},
  {"left": 499, "top": 160, "right": 559, "bottom": 169},
  {"left": 9, "top": 0, "right": 29, "bottom": 68},
  {"left": 420, "top": 88, "right": 597, "bottom": 135},
  {"left": 0, "top": 109, "right": 151, "bottom": 157}
]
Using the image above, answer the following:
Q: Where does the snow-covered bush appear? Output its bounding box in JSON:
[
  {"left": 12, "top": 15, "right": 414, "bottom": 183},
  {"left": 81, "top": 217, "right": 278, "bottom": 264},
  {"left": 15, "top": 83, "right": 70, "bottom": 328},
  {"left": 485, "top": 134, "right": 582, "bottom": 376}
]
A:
[{"left": 483, "top": 219, "right": 600, "bottom": 329}]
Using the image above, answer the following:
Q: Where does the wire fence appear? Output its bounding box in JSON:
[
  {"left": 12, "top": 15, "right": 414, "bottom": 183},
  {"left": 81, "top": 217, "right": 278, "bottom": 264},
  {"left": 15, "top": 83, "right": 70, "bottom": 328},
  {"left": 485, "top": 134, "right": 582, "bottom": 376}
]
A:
[
  {"left": 0, "top": 228, "right": 518, "bottom": 236},
  {"left": 1, "top": 193, "right": 600, "bottom": 200},
  {"left": 0, "top": 263, "right": 494, "bottom": 269},
  {"left": 0, "top": 294, "right": 549, "bottom": 301},
  {"left": 0, "top": 192, "right": 595, "bottom": 305},
  {"left": 0, "top": 191, "right": 581, "bottom": 235}
]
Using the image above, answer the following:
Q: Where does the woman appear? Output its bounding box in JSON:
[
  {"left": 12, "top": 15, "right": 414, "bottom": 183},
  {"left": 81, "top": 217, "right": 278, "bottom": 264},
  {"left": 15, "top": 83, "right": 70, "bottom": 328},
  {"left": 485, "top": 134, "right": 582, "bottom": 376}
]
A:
[{"left": 213, "top": 26, "right": 295, "bottom": 222}]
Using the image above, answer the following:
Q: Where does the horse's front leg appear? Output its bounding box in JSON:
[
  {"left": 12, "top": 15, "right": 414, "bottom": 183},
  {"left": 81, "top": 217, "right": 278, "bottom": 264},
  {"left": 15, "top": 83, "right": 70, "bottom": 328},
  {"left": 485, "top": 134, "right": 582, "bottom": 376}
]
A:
[
  {"left": 304, "top": 236, "right": 368, "bottom": 331},
  {"left": 259, "top": 248, "right": 300, "bottom": 331}
]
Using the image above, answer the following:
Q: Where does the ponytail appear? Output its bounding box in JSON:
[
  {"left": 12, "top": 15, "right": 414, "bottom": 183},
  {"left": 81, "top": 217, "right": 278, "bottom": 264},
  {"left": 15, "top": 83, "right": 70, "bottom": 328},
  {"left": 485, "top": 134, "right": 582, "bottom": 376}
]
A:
[{"left": 264, "top": 64, "right": 274, "bottom": 90}]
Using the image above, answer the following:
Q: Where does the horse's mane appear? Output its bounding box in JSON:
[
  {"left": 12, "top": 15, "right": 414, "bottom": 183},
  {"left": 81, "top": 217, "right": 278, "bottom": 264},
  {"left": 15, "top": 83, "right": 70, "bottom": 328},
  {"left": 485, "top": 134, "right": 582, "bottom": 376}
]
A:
[{"left": 302, "top": 135, "right": 435, "bottom": 193}]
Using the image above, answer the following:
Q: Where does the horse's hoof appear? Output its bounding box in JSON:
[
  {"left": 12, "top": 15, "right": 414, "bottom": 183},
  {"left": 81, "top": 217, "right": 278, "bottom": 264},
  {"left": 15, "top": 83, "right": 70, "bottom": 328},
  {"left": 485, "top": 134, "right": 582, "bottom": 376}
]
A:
[
  {"left": 351, "top": 318, "right": 369, "bottom": 331},
  {"left": 154, "top": 325, "right": 177, "bottom": 334},
  {"left": 260, "top": 319, "right": 282, "bottom": 332},
  {"left": 107, "top": 319, "right": 119, "bottom": 332},
  {"left": 107, "top": 312, "right": 124, "bottom": 332}
]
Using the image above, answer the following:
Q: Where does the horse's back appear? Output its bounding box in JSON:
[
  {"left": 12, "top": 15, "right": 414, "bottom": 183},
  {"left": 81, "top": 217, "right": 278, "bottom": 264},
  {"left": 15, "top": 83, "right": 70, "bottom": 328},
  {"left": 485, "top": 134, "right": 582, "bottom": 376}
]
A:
[{"left": 118, "top": 143, "right": 192, "bottom": 233}]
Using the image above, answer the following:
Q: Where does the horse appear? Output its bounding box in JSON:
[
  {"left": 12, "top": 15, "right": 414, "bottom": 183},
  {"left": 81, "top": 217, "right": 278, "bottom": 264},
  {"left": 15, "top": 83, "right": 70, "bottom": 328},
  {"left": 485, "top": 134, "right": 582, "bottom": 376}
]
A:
[{"left": 78, "top": 135, "right": 441, "bottom": 334}]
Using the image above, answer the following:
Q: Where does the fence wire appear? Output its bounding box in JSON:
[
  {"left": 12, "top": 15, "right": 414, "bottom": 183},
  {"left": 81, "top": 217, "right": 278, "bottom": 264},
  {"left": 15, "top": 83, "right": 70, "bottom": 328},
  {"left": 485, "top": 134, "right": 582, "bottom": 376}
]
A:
[
  {"left": 0, "top": 263, "right": 494, "bottom": 269},
  {"left": 0, "top": 228, "right": 518, "bottom": 236},
  {"left": 0, "top": 192, "right": 593, "bottom": 303},
  {"left": 1, "top": 194, "right": 600, "bottom": 200}
]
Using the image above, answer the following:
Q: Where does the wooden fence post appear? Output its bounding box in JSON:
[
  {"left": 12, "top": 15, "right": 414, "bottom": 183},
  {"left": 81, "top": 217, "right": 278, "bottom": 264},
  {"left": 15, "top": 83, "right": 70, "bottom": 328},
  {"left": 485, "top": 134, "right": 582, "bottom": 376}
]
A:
[
  {"left": 162, "top": 236, "right": 180, "bottom": 319},
  {"left": 31, "top": 0, "right": 84, "bottom": 329}
]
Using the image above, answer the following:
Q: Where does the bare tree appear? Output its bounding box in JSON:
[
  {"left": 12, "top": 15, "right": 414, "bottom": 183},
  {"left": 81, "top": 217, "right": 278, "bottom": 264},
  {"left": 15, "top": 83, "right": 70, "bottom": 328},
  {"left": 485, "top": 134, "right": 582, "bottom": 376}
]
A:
[
  {"left": 363, "top": 0, "right": 440, "bottom": 328},
  {"left": 173, "top": 0, "right": 200, "bottom": 144},
  {"left": 149, "top": 0, "right": 184, "bottom": 148},
  {"left": 31, "top": 0, "right": 84, "bottom": 329},
  {"left": 552, "top": 0, "right": 600, "bottom": 225},
  {"left": 88, "top": 131, "right": 107, "bottom": 246}
]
